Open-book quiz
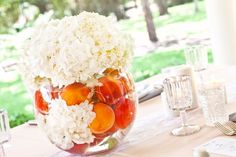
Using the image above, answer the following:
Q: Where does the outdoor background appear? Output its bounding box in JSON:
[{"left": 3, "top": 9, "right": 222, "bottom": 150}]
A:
[{"left": 0, "top": 0, "right": 213, "bottom": 127}]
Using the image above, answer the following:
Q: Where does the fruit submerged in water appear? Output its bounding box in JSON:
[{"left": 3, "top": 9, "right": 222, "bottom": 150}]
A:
[
  {"left": 89, "top": 103, "right": 115, "bottom": 134},
  {"left": 61, "top": 82, "right": 91, "bottom": 106},
  {"left": 114, "top": 98, "right": 136, "bottom": 129},
  {"left": 95, "top": 76, "right": 124, "bottom": 105},
  {"left": 35, "top": 90, "right": 49, "bottom": 114},
  {"left": 68, "top": 143, "right": 88, "bottom": 154}
]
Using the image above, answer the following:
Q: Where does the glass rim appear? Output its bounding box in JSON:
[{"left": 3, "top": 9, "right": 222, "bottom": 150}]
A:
[
  {"left": 184, "top": 45, "right": 208, "bottom": 51},
  {"left": 163, "top": 75, "right": 191, "bottom": 84}
]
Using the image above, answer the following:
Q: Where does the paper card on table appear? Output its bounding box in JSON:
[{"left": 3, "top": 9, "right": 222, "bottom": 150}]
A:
[{"left": 195, "top": 137, "right": 236, "bottom": 157}]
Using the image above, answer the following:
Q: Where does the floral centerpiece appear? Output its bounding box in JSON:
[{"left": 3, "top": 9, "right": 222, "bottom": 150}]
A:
[{"left": 20, "top": 12, "right": 136, "bottom": 155}]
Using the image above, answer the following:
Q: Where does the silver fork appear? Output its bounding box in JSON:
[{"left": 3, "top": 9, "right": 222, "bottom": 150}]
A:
[
  {"left": 214, "top": 122, "right": 236, "bottom": 136},
  {"left": 225, "top": 121, "right": 236, "bottom": 131}
]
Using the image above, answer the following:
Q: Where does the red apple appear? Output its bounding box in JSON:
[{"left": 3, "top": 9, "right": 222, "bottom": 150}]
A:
[
  {"left": 114, "top": 98, "right": 136, "bottom": 129},
  {"left": 95, "top": 76, "right": 124, "bottom": 105},
  {"left": 34, "top": 90, "right": 48, "bottom": 114},
  {"left": 119, "top": 76, "right": 132, "bottom": 94},
  {"left": 51, "top": 86, "right": 59, "bottom": 99}
]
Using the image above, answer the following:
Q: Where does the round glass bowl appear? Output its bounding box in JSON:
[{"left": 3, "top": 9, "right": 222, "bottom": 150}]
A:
[{"left": 34, "top": 68, "right": 137, "bottom": 156}]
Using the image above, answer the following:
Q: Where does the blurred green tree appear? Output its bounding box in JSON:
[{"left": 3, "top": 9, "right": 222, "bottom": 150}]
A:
[
  {"left": 155, "top": 0, "right": 169, "bottom": 15},
  {"left": 69, "top": 0, "right": 127, "bottom": 20},
  {"left": 170, "top": 0, "right": 192, "bottom": 6},
  {"left": 0, "top": 0, "right": 129, "bottom": 33},
  {"left": 28, "top": 0, "right": 48, "bottom": 13},
  {"left": 51, "top": 0, "right": 69, "bottom": 18},
  {"left": 28, "top": 0, "right": 70, "bottom": 18},
  {"left": 0, "top": 0, "right": 20, "bottom": 33}
]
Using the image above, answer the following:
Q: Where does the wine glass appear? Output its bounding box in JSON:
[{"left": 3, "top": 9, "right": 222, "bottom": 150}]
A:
[
  {"left": 184, "top": 45, "right": 208, "bottom": 88},
  {"left": 184, "top": 45, "right": 208, "bottom": 72},
  {"left": 0, "top": 109, "right": 11, "bottom": 157},
  {"left": 163, "top": 75, "right": 200, "bottom": 136}
]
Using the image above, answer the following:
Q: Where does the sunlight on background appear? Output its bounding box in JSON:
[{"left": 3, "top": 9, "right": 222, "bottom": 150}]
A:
[{"left": 0, "top": 0, "right": 210, "bottom": 127}]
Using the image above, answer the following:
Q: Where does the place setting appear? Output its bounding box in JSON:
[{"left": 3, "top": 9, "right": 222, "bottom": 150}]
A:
[
  {"left": 159, "top": 45, "right": 236, "bottom": 157},
  {"left": 3, "top": 24, "right": 236, "bottom": 157},
  {"left": 2, "top": 1, "right": 236, "bottom": 157}
]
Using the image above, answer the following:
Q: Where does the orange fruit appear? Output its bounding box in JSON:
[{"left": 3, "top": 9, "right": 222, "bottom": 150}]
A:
[{"left": 89, "top": 103, "right": 115, "bottom": 134}]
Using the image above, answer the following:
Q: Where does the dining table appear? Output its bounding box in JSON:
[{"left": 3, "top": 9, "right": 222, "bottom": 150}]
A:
[{"left": 5, "top": 65, "right": 236, "bottom": 157}]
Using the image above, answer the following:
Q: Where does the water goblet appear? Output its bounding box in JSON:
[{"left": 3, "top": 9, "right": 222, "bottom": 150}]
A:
[
  {"left": 163, "top": 75, "right": 200, "bottom": 136},
  {"left": 184, "top": 45, "right": 208, "bottom": 72},
  {"left": 184, "top": 45, "right": 208, "bottom": 88}
]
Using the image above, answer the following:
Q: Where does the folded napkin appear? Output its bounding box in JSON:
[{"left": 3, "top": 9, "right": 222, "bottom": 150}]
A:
[{"left": 136, "top": 83, "right": 163, "bottom": 103}]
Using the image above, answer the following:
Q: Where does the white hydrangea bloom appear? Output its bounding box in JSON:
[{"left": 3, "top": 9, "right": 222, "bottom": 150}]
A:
[
  {"left": 85, "top": 77, "right": 102, "bottom": 88},
  {"left": 39, "top": 99, "right": 96, "bottom": 150},
  {"left": 20, "top": 12, "right": 134, "bottom": 89}
]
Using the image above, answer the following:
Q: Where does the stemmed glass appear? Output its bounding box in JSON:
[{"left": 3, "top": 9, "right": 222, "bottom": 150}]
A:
[
  {"left": 163, "top": 75, "right": 200, "bottom": 136},
  {"left": 184, "top": 45, "right": 208, "bottom": 87},
  {"left": 184, "top": 45, "right": 208, "bottom": 72},
  {"left": 0, "top": 109, "right": 11, "bottom": 157}
]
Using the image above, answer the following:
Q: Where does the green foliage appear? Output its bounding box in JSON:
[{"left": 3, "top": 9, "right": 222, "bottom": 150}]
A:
[
  {"left": 68, "top": 0, "right": 127, "bottom": 20},
  {"left": 10, "top": 113, "right": 34, "bottom": 128},
  {"left": 131, "top": 49, "right": 185, "bottom": 82},
  {"left": 0, "top": 0, "right": 205, "bottom": 34},
  {"left": 51, "top": 0, "right": 69, "bottom": 18},
  {"left": 169, "top": 0, "right": 193, "bottom": 6},
  {"left": 131, "top": 49, "right": 213, "bottom": 82},
  {"left": 0, "top": 74, "right": 33, "bottom": 128},
  {"left": 0, "top": 0, "right": 20, "bottom": 34},
  {"left": 118, "top": 1, "right": 206, "bottom": 33},
  {"left": 0, "top": 39, "right": 33, "bottom": 128},
  {"left": 155, "top": 2, "right": 206, "bottom": 27},
  {"left": 0, "top": 1, "right": 209, "bottom": 127}
]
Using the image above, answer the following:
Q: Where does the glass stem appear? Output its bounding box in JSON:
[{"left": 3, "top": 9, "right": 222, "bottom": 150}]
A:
[
  {"left": 0, "top": 144, "right": 5, "bottom": 157},
  {"left": 180, "top": 110, "right": 187, "bottom": 127}
]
